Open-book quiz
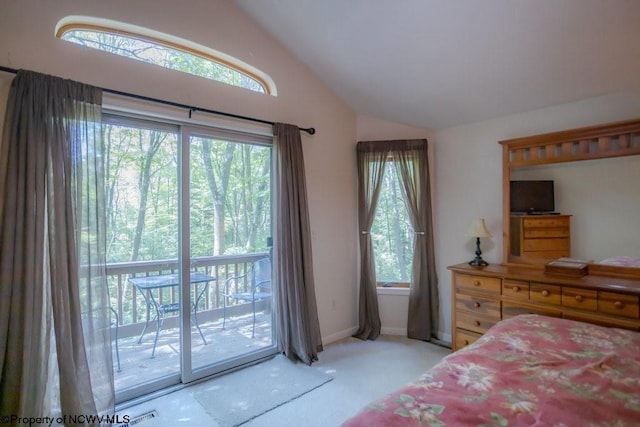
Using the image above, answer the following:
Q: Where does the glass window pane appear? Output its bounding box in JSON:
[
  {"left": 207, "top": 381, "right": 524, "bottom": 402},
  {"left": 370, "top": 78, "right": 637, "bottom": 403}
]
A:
[
  {"left": 371, "top": 163, "right": 414, "bottom": 283},
  {"left": 60, "top": 29, "right": 267, "bottom": 93},
  {"left": 103, "top": 119, "right": 181, "bottom": 392},
  {"left": 189, "top": 134, "right": 274, "bottom": 371}
]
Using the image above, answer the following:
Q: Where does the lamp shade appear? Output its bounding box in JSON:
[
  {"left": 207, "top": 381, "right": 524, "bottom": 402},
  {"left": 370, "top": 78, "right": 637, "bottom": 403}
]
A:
[{"left": 467, "top": 218, "right": 491, "bottom": 238}]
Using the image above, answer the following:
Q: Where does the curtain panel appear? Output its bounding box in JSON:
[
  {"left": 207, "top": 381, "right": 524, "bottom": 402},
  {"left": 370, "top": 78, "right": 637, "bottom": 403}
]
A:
[
  {"left": 355, "top": 139, "right": 439, "bottom": 341},
  {"left": 0, "top": 70, "right": 114, "bottom": 422},
  {"left": 352, "top": 147, "right": 389, "bottom": 340},
  {"left": 272, "top": 123, "right": 322, "bottom": 365}
]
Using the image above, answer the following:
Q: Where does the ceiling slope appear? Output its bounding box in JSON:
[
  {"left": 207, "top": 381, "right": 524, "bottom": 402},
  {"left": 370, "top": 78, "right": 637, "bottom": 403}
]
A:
[{"left": 237, "top": 0, "right": 640, "bottom": 129}]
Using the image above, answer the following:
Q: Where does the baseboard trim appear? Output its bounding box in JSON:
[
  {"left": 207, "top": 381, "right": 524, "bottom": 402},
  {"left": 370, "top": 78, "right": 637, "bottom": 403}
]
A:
[
  {"left": 439, "top": 331, "right": 452, "bottom": 344},
  {"left": 321, "top": 326, "right": 452, "bottom": 347},
  {"left": 380, "top": 327, "right": 407, "bottom": 336},
  {"left": 321, "top": 326, "right": 358, "bottom": 345}
]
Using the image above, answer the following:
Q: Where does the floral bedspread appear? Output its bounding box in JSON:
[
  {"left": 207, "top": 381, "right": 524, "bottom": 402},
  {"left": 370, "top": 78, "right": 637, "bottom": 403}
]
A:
[
  {"left": 598, "top": 256, "right": 640, "bottom": 268},
  {"left": 342, "top": 315, "right": 640, "bottom": 426}
]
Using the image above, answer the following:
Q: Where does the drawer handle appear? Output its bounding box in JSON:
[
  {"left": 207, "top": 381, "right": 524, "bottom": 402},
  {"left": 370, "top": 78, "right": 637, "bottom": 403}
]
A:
[
  {"left": 473, "top": 280, "right": 481, "bottom": 287},
  {"left": 463, "top": 340, "right": 469, "bottom": 346},
  {"left": 474, "top": 302, "right": 481, "bottom": 308},
  {"left": 614, "top": 301, "right": 625, "bottom": 309},
  {"left": 474, "top": 320, "right": 481, "bottom": 327},
  {"left": 541, "top": 290, "right": 550, "bottom": 297},
  {"left": 513, "top": 286, "right": 521, "bottom": 292},
  {"left": 575, "top": 295, "right": 583, "bottom": 302}
]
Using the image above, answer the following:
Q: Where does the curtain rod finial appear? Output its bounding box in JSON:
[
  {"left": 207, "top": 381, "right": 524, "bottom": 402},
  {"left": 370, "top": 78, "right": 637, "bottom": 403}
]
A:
[{"left": 303, "top": 127, "right": 316, "bottom": 135}]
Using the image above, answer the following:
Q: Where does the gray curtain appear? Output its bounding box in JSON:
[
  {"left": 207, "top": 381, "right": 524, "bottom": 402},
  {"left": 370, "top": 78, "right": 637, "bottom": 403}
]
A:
[
  {"left": 354, "top": 139, "right": 439, "bottom": 341},
  {"left": 394, "top": 141, "right": 439, "bottom": 340},
  {"left": 0, "top": 70, "right": 114, "bottom": 421},
  {"left": 272, "top": 123, "right": 322, "bottom": 365},
  {"left": 353, "top": 144, "right": 389, "bottom": 340}
]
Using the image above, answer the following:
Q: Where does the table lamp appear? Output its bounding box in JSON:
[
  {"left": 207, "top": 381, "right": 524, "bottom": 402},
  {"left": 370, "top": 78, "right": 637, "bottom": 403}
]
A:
[{"left": 467, "top": 218, "right": 491, "bottom": 267}]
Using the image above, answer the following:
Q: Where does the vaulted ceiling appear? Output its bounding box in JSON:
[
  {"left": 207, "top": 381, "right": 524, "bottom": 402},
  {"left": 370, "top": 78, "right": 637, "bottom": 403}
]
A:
[{"left": 237, "top": 0, "right": 640, "bottom": 130}]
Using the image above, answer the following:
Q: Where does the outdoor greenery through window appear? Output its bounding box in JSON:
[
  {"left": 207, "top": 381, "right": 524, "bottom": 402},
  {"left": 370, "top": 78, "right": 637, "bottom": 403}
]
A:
[
  {"left": 102, "top": 119, "right": 274, "bottom": 263},
  {"left": 189, "top": 135, "right": 272, "bottom": 257},
  {"left": 371, "top": 162, "right": 414, "bottom": 284},
  {"left": 58, "top": 24, "right": 270, "bottom": 94},
  {"left": 103, "top": 115, "right": 272, "bottom": 324},
  {"left": 104, "top": 118, "right": 179, "bottom": 264}
]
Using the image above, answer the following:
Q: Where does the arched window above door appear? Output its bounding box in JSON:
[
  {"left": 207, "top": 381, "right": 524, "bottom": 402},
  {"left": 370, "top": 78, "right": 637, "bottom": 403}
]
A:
[{"left": 56, "top": 16, "right": 277, "bottom": 95}]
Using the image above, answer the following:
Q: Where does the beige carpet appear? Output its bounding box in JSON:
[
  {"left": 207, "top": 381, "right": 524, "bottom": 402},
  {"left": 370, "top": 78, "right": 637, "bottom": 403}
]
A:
[
  {"left": 241, "top": 335, "right": 451, "bottom": 426},
  {"left": 116, "top": 335, "right": 451, "bottom": 427}
]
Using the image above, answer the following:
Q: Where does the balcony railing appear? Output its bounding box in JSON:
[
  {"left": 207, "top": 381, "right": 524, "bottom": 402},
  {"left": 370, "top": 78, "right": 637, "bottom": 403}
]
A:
[{"left": 106, "top": 252, "right": 269, "bottom": 338}]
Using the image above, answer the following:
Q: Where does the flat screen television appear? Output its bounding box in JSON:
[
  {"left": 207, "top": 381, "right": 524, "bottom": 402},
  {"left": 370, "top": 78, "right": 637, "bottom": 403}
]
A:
[{"left": 510, "top": 180, "right": 555, "bottom": 214}]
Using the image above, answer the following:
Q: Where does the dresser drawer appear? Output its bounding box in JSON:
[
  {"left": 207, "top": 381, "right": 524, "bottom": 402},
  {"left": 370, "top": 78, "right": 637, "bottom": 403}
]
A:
[
  {"left": 502, "top": 302, "right": 562, "bottom": 319},
  {"left": 563, "top": 311, "right": 640, "bottom": 331},
  {"left": 456, "top": 294, "right": 501, "bottom": 318},
  {"left": 502, "top": 279, "right": 529, "bottom": 301},
  {"left": 523, "top": 217, "right": 570, "bottom": 228},
  {"left": 530, "top": 283, "right": 562, "bottom": 305},
  {"left": 562, "top": 288, "right": 597, "bottom": 311},
  {"left": 522, "top": 251, "right": 570, "bottom": 260},
  {"left": 456, "top": 311, "right": 499, "bottom": 334},
  {"left": 523, "top": 238, "right": 569, "bottom": 252},
  {"left": 456, "top": 274, "right": 501, "bottom": 295},
  {"left": 455, "top": 329, "right": 482, "bottom": 350},
  {"left": 523, "top": 228, "right": 569, "bottom": 238},
  {"left": 598, "top": 292, "right": 640, "bottom": 319}
]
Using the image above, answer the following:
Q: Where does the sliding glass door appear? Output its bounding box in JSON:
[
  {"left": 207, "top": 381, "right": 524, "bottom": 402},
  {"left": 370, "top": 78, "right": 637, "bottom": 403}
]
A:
[
  {"left": 104, "top": 114, "right": 276, "bottom": 402},
  {"left": 182, "top": 126, "right": 276, "bottom": 382}
]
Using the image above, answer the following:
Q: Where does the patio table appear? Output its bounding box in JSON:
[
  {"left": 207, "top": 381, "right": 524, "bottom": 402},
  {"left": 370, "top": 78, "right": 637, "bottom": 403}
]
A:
[{"left": 129, "top": 272, "right": 216, "bottom": 357}]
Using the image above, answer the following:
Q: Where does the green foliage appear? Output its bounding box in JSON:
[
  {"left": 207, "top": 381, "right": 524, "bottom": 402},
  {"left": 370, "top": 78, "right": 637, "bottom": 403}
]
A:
[
  {"left": 371, "top": 163, "right": 414, "bottom": 282},
  {"left": 104, "top": 121, "right": 271, "bottom": 320},
  {"left": 104, "top": 123, "right": 271, "bottom": 263},
  {"left": 62, "top": 30, "right": 265, "bottom": 93}
]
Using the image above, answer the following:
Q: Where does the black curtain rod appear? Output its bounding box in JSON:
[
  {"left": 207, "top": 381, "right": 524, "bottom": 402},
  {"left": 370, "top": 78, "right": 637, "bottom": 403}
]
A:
[{"left": 0, "top": 65, "right": 316, "bottom": 135}]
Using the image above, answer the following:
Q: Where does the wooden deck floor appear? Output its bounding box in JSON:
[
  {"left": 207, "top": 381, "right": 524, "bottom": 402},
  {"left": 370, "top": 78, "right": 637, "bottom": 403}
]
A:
[{"left": 113, "top": 312, "right": 274, "bottom": 392}]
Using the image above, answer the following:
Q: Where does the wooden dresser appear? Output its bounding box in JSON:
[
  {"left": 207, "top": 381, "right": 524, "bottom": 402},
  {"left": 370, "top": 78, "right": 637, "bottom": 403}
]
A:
[
  {"left": 510, "top": 214, "right": 571, "bottom": 261},
  {"left": 448, "top": 262, "right": 640, "bottom": 351}
]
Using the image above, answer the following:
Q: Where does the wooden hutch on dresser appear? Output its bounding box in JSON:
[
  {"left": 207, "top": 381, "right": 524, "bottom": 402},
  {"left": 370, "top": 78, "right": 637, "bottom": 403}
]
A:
[
  {"left": 510, "top": 214, "right": 571, "bottom": 260},
  {"left": 449, "top": 118, "right": 640, "bottom": 351}
]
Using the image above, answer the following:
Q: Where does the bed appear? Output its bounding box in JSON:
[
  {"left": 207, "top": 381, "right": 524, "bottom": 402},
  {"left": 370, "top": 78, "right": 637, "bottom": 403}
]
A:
[
  {"left": 598, "top": 256, "right": 640, "bottom": 269},
  {"left": 342, "top": 314, "right": 640, "bottom": 426}
]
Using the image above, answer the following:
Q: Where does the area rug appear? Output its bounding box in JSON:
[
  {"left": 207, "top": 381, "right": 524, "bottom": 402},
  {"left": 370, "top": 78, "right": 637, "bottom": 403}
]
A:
[{"left": 192, "top": 355, "right": 333, "bottom": 426}]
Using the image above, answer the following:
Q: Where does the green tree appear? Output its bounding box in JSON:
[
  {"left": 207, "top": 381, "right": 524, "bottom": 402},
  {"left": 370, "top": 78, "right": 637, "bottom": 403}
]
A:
[
  {"left": 371, "top": 163, "right": 414, "bottom": 282},
  {"left": 199, "top": 138, "right": 236, "bottom": 255}
]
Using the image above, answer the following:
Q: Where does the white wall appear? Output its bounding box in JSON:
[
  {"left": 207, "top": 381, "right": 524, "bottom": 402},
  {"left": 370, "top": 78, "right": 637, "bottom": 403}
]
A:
[
  {"left": 377, "top": 289, "right": 410, "bottom": 336},
  {"left": 357, "top": 114, "right": 434, "bottom": 142},
  {"left": 0, "top": 0, "right": 358, "bottom": 345},
  {"left": 433, "top": 91, "right": 640, "bottom": 338}
]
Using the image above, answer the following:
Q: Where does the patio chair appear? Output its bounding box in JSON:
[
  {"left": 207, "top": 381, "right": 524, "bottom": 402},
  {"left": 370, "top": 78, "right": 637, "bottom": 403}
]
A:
[{"left": 222, "top": 257, "right": 271, "bottom": 338}]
